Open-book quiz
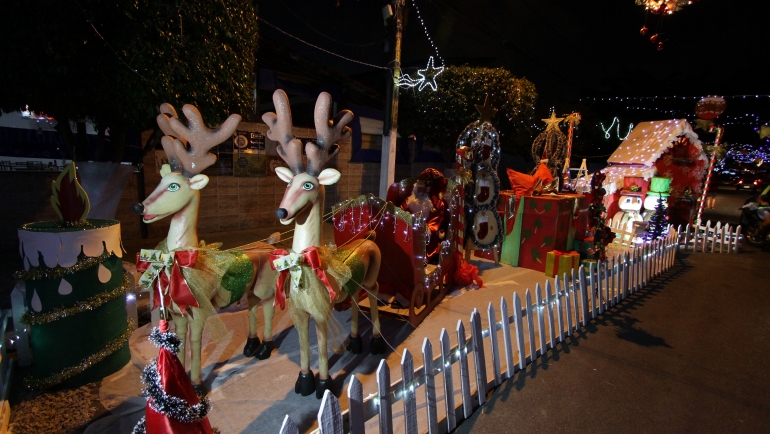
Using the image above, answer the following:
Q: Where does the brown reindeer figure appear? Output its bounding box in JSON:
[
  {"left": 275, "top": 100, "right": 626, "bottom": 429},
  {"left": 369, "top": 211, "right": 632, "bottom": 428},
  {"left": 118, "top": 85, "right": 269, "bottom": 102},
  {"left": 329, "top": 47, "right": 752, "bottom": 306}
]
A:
[
  {"left": 132, "top": 104, "right": 280, "bottom": 394},
  {"left": 263, "top": 90, "right": 385, "bottom": 398}
]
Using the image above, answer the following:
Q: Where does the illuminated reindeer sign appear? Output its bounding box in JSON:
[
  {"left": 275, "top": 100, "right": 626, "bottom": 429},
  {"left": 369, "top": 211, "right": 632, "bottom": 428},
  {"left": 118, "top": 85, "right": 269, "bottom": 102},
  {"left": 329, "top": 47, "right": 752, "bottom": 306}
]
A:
[
  {"left": 264, "top": 90, "right": 385, "bottom": 398},
  {"left": 132, "top": 104, "right": 280, "bottom": 393}
]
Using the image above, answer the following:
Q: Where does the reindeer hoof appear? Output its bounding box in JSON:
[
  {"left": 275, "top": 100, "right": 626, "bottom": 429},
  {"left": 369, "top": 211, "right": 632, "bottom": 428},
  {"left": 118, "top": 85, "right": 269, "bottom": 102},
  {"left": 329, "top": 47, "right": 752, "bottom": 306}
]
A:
[
  {"left": 370, "top": 336, "right": 387, "bottom": 355},
  {"left": 192, "top": 383, "right": 208, "bottom": 398},
  {"left": 255, "top": 341, "right": 275, "bottom": 360},
  {"left": 348, "top": 335, "right": 362, "bottom": 354},
  {"left": 295, "top": 371, "right": 315, "bottom": 396},
  {"left": 243, "top": 336, "right": 262, "bottom": 357},
  {"left": 316, "top": 378, "right": 332, "bottom": 399}
]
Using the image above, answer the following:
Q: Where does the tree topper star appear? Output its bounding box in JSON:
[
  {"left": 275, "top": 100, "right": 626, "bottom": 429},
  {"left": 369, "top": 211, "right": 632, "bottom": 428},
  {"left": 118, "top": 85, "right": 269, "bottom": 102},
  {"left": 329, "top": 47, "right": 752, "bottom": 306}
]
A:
[
  {"left": 475, "top": 95, "right": 498, "bottom": 123},
  {"left": 542, "top": 111, "right": 564, "bottom": 131},
  {"left": 417, "top": 56, "right": 444, "bottom": 91}
]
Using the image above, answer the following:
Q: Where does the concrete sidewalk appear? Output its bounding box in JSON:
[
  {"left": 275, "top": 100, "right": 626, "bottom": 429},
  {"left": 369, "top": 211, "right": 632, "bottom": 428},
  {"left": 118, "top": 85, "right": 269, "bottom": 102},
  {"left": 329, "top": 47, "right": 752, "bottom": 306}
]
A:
[{"left": 454, "top": 249, "right": 770, "bottom": 434}]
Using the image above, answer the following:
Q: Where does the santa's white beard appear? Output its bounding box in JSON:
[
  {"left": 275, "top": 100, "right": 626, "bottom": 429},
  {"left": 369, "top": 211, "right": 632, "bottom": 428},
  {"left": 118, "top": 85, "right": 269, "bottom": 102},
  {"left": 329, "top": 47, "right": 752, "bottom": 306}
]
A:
[{"left": 405, "top": 193, "right": 435, "bottom": 216}]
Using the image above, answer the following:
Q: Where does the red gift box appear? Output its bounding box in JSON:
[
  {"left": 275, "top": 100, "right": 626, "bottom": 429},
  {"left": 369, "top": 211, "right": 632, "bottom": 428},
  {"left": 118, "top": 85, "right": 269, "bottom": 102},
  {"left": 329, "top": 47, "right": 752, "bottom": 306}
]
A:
[
  {"left": 517, "top": 196, "right": 574, "bottom": 272},
  {"left": 558, "top": 193, "right": 590, "bottom": 241}
]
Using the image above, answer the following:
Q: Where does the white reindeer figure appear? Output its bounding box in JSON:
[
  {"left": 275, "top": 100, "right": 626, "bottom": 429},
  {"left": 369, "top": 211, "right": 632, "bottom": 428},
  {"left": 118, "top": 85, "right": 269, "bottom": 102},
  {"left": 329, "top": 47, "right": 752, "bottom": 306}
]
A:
[
  {"left": 263, "top": 90, "right": 385, "bottom": 398},
  {"left": 132, "top": 103, "right": 280, "bottom": 393}
]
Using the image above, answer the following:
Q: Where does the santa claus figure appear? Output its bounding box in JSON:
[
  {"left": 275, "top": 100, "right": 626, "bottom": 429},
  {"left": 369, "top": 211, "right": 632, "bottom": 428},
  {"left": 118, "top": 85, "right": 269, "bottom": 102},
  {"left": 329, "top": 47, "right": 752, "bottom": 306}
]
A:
[{"left": 402, "top": 168, "right": 449, "bottom": 264}]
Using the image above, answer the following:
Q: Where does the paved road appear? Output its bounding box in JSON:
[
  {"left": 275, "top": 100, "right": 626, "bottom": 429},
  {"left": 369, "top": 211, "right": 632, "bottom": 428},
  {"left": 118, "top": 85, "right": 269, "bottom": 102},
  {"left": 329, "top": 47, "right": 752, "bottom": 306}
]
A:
[{"left": 455, "top": 246, "right": 770, "bottom": 433}]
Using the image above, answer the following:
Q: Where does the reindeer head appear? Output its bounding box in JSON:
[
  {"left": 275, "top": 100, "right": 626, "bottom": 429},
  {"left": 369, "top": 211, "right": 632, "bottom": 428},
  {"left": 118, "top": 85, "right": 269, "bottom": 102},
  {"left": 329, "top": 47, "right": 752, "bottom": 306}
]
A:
[
  {"left": 263, "top": 90, "right": 353, "bottom": 224},
  {"left": 131, "top": 103, "right": 241, "bottom": 223}
]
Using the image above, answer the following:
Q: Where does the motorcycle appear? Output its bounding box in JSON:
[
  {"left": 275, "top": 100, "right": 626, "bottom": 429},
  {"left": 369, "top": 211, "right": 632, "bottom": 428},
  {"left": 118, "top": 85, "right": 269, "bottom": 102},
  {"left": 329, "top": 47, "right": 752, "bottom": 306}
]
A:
[{"left": 740, "top": 197, "right": 770, "bottom": 247}]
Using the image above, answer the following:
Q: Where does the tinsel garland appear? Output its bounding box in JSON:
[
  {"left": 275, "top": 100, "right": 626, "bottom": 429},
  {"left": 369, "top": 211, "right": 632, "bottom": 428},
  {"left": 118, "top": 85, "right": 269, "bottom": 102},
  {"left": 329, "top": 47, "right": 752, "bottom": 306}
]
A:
[
  {"left": 24, "top": 319, "right": 134, "bottom": 390},
  {"left": 21, "top": 274, "right": 129, "bottom": 326},
  {"left": 148, "top": 326, "right": 182, "bottom": 355},
  {"left": 141, "top": 359, "right": 212, "bottom": 423},
  {"left": 13, "top": 249, "right": 113, "bottom": 281},
  {"left": 131, "top": 416, "right": 221, "bottom": 434}
]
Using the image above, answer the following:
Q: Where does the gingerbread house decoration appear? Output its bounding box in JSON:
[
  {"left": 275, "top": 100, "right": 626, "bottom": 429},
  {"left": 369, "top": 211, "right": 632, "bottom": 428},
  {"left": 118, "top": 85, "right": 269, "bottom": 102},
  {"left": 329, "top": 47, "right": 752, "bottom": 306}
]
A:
[{"left": 577, "top": 119, "right": 708, "bottom": 225}]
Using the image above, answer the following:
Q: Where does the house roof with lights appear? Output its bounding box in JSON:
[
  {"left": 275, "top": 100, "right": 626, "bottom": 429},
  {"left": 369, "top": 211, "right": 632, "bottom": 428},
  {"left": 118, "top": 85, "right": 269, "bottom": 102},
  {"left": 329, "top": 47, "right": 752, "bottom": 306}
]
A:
[
  {"left": 576, "top": 119, "right": 707, "bottom": 194},
  {"left": 607, "top": 119, "right": 706, "bottom": 167}
]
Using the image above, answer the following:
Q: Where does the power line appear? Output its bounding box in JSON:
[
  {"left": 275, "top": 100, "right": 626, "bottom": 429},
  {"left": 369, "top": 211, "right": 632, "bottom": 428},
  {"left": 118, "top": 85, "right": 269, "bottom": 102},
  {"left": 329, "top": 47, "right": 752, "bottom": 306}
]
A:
[{"left": 278, "top": 0, "right": 388, "bottom": 48}]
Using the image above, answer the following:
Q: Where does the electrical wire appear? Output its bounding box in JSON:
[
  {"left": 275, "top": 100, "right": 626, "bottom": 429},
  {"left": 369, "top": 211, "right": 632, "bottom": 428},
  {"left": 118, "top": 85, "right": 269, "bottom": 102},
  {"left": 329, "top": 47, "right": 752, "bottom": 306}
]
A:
[{"left": 278, "top": 0, "right": 388, "bottom": 48}]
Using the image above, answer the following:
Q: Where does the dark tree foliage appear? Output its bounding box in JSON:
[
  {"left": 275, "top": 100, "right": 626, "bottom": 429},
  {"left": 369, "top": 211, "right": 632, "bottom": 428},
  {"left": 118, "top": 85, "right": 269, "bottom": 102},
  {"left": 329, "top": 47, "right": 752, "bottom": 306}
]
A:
[
  {"left": 398, "top": 66, "right": 538, "bottom": 160},
  {"left": 0, "top": 0, "right": 258, "bottom": 162}
]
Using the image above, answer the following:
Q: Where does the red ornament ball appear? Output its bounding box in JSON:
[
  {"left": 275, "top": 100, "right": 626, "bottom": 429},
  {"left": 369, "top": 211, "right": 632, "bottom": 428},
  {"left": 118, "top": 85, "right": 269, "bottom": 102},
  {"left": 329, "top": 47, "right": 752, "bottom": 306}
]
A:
[
  {"left": 657, "top": 41, "right": 664, "bottom": 51},
  {"left": 640, "top": 26, "right": 649, "bottom": 36},
  {"left": 650, "top": 34, "right": 660, "bottom": 44}
]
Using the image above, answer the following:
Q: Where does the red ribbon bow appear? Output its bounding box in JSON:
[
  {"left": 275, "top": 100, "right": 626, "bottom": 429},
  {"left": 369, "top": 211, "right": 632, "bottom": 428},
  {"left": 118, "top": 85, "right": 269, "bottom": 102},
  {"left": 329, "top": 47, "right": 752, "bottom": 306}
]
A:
[
  {"left": 269, "top": 247, "right": 336, "bottom": 310},
  {"left": 136, "top": 250, "right": 199, "bottom": 314}
]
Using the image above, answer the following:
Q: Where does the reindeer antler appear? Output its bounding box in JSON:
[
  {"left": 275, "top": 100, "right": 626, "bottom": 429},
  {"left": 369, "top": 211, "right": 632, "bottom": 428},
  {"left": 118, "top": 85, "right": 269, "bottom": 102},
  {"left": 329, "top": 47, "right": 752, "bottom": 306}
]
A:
[
  {"left": 307, "top": 92, "right": 353, "bottom": 176},
  {"left": 164, "top": 104, "right": 241, "bottom": 177},
  {"left": 156, "top": 103, "right": 187, "bottom": 173},
  {"left": 263, "top": 90, "right": 305, "bottom": 175}
]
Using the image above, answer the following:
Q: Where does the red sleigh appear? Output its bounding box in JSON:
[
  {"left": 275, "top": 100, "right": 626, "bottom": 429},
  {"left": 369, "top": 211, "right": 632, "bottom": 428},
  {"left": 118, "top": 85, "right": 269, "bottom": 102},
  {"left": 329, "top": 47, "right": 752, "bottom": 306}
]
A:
[{"left": 332, "top": 176, "right": 464, "bottom": 326}]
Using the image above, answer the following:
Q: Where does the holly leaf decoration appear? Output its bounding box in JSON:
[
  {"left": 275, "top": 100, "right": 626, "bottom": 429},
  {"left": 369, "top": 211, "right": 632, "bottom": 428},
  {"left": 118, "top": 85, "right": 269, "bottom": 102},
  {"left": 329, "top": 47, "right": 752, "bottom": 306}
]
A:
[
  {"left": 542, "top": 236, "right": 553, "bottom": 247},
  {"left": 529, "top": 199, "right": 538, "bottom": 210},
  {"left": 523, "top": 228, "right": 532, "bottom": 241},
  {"left": 533, "top": 219, "right": 542, "bottom": 233},
  {"left": 531, "top": 248, "right": 541, "bottom": 263},
  {"left": 544, "top": 202, "right": 552, "bottom": 212}
]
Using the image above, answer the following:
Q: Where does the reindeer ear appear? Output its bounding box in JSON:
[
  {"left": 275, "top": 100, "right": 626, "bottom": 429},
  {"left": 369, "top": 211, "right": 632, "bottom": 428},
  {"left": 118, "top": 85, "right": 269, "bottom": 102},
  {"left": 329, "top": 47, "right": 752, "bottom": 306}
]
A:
[
  {"left": 275, "top": 166, "right": 294, "bottom": 184},
  {"left": 317, "top": 168, "right": 341, "bottom": 186},
  {"left": 160, "top": 164, "right": 172, "bottom": 177},
  {"left": 188, "top": 174, "right": 210, "bottom": 190}
]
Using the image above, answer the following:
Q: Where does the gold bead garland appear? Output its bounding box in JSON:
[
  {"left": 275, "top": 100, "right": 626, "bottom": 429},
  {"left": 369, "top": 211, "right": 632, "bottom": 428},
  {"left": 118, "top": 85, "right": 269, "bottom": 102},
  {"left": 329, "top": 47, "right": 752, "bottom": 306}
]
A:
[
  {"left": 24, "top": 318, "right": 135, "bottom": 390},
  {"left": 13, "top": 250, "right": 113, "bottom": 281},
  {"left": 21, "top": 274, "right": 130, "bottom": 326}
]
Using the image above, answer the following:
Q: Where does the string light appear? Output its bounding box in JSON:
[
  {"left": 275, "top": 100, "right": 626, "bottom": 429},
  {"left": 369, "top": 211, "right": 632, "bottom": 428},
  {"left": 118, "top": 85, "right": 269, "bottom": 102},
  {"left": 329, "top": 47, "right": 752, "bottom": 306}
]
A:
[
  {"left": 600, "top": 117, "right": 634, "bottom": 140},
  {"left": 411, "top": 0, "right": 443, "bottom": 66}
]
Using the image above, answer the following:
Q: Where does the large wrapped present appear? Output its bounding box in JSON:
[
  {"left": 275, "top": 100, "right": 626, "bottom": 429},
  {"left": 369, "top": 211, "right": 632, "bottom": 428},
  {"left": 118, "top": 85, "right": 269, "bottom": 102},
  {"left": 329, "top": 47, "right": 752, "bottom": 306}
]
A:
[
  {"left": 573, "top": 237, "right": 594, "bottom": 259},
  {"left": 545, "top": 250, "right": 580, "bottom": 278},
  {"left": 517, "top": 195, "right": 574, "bottom": 272},
  {"left": 558, "top": 193, "right": 590, "bottom": 242}
]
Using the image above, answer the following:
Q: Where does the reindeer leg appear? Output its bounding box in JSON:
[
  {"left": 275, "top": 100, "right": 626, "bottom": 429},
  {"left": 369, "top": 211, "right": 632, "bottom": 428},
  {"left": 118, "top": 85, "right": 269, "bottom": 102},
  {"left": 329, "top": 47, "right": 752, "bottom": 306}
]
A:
[
  {"left": 293, "top": 308, "right": 315, "bottom": 396},
  {"left": 189, "top": 309, "right": 207, "bottom": 396},
  {"left": 243, "top": 292, "right": 261, "bottom": 357},
  {"left": 172, "top": 313, "right": 189, "bottom": 368},
  {"left": 315, "top": 316, "right": 332, "bottom": 399},
  {"left": 255, "top": 297, "right": 276, "bottom": 360},
  {"left": 368, "top": 283, "right": 387, "bottom": 355},
  {"left": 347, "top": 292, "right": 362, "bottom": 354}
]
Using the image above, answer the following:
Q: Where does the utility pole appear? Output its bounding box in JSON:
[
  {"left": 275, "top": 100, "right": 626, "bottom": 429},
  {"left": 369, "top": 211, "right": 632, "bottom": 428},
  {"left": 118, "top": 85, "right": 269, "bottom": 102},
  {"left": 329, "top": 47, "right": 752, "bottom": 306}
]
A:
[{"left": 379, "top": 0, "right": 405, "bottom": 198}]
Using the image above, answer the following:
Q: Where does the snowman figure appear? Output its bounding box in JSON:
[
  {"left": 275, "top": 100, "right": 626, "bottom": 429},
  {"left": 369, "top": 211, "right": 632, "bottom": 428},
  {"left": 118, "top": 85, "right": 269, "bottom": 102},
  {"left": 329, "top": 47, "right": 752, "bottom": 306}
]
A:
[
  {"left": 613, "top": 190, "right": 644, "bottom": 233},
  {"left": 642, "top": 177, "right": 672, "bottom": 222}
]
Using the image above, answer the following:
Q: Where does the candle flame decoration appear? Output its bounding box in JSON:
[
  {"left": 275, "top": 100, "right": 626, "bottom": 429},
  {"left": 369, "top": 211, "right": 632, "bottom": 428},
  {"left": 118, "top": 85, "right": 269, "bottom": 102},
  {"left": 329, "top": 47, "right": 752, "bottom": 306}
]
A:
[{"left": 51, "top": 162, "right": 90, "bottom": 225}]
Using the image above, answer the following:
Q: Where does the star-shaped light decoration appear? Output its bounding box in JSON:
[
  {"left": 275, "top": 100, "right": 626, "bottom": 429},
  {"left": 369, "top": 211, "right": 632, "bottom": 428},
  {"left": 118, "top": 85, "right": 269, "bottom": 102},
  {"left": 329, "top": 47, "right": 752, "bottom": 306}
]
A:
[
  {"left": 474, "top": 95, "right": 498, "bottom": 123},
  {"left": 416, "top": 56, "right": 444, "bottom": 91},
  {"left": 694, "top": 118, "right": 713, "bottom": 131},
  {"left": 757, "top": 125, "right": 770, "bottom": 140},
  {"left": 542, "top": 111, "right": 564, "bottom": 131}
]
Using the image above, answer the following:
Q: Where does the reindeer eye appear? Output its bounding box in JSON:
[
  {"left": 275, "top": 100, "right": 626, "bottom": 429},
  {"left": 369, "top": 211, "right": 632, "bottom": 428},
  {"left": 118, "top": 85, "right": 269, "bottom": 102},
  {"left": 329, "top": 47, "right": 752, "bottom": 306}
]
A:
[
  {"left": 303, "top": 182, "right": 314, "bottom": 191},
  {"left": 167, "top": 183, "right": 180, "bottom": 192}
]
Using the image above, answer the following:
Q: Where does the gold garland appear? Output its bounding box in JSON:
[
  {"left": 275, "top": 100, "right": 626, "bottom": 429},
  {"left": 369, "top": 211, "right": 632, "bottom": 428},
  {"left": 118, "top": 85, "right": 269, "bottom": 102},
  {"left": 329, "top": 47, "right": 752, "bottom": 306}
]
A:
[
  {"left": 14, "top": 249, "right": 113, "bottom": 281},
  {"left": 24, "top": 319, "right": 134, "bottom": 390},
  {"left": 21, "top": 274, "right": 130, "bottom": 326}
]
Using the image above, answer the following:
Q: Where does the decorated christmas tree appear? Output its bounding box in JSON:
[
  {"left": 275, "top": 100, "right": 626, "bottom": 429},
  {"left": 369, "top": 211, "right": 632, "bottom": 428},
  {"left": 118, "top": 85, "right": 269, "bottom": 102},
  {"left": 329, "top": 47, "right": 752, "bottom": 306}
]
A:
[
  {"left": 456, "top": 95, "right": 503, "bottom": 253},
  {"left": 645, "top": 198, "right": 668, "bottom": 240},
  {"left": 531, "top": 112, "right": 568, "bottom": 181}
]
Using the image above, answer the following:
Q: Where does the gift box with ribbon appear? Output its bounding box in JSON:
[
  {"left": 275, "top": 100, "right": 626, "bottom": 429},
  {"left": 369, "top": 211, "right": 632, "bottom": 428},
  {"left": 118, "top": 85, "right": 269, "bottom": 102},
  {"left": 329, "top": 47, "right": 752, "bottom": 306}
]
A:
[
  {"left": 545, "top": 250, "right": 580, "bottom": 278},
  {"left": 573, "top": 237, "right": 594, "bottom": 259},
  {"left": 517, "top": 195, "right": 574, "bottom": 272}
]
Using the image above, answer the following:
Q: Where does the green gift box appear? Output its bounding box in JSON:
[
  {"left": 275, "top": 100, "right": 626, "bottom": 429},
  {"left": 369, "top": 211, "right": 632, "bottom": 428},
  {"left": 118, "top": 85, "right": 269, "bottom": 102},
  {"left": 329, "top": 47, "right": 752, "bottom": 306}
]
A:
[{"left": 545, "top": 250, "right": 580, "bottom": 278}]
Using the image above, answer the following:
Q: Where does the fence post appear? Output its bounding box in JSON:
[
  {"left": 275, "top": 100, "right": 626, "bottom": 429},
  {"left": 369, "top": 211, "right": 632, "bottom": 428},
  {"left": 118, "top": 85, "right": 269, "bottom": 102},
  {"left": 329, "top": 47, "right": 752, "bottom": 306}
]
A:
[
  {"left": 544, "top": 281, "right": 555, "bottom": 349},
  {"left": 623, "top": 252, "right": 630, "bottom": 299},
  {"left": 317, "top": 390, "right": 343, "bottom": 434},
  {"left": 525, "top": 290, "right": 537, "bottom": 363},
  {"left": 439, "top": 329, "right": 456, "bottom": 432},
  {"left": 347, "top": 376, "right": 365, "bottom": 434},
  {"left": 457, "top": 320, "right": 473, "bottom": 418},
  {"left": 588, "top": 262, "right": 597, "bottom": 319},
  {"left": 535, "top": 284, "right": 547, "bottom": 354},
  {"left": 421, "top": 339, "right": 439, "bottom": 434},
  {"left": 734, "top": 225, "right": 742, "bottom": 253},
  {"left": 563, "top": 273, "right": 574, "bottom": 336},
  {"left": 500, "top": 297, "right": 514, "bottom": 380},
  {"left": 486, "top": 303, "right": 501, "bottom": 387},
  {"left": 401, "top": 350, "right": 418, "bottom": 434},
  {"left": 470, "top": 309, "right": 488, "bottom": 405},
  {"left": 553, "top": 277, "right": 565, "bottom": 343},
  {"left": 376, "top": 360, "right": 393, "bottom": 434},
  {"left": 513, "top": 293, "right": 527, "bottom": 370},
  {"left": 579, "top": 266, "right": 588, "bottom": 327},
  {"left": 10, "top": 282, "right": 31, "bottom": 367},
  {"left": 279, "top": 415, "right": 300, "bottom": 434}
]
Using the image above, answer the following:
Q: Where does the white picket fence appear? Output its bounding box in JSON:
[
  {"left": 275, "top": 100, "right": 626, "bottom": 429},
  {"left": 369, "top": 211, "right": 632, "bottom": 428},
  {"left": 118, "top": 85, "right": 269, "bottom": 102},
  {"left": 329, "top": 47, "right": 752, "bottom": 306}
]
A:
[
  {"left": 676, "top": 220, "right": 741, "bottom": 253},
  {"left": 279, "top": 230, "right": 680, "bottom": 434}
]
